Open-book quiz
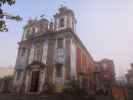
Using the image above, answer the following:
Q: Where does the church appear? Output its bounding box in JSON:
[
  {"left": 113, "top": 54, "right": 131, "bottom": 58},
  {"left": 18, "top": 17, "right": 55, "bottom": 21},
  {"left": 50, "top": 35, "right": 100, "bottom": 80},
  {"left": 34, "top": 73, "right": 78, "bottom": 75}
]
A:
[{"left": 14, "top": 6, "right": 95, "bottom": 93}]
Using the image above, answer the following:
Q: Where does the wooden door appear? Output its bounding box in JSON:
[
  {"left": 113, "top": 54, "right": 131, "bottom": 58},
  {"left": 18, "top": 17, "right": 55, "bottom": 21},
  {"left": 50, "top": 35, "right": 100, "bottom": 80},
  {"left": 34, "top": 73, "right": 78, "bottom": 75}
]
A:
[{"left": 30, "top": 71, "right": 40, "bottom": 92}]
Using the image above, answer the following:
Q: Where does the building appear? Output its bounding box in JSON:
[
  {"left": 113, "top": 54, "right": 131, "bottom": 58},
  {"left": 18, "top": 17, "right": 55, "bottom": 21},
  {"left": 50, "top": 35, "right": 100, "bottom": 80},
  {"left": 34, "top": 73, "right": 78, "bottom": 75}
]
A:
[
  {"left": 94, "top": 59, "right": 115, "bottom": 95},
  {"left": 126, "top": 63, "right": 133, "bottom": 87},
  {"left": 112, "top": 79, "right": 128, "bottom": 100},
  {"left": 14, "top": 6, "right": 95, "bottom": 94},
  {"left": 126, "top": 63, "right": 133, "bottom": 100}
]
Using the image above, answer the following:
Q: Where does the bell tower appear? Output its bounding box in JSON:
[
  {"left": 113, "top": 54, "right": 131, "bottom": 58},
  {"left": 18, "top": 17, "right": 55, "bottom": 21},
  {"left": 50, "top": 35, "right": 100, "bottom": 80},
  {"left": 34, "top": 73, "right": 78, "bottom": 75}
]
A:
[{"left": 54, "top": 6, "right": 77, "bottom": 33}]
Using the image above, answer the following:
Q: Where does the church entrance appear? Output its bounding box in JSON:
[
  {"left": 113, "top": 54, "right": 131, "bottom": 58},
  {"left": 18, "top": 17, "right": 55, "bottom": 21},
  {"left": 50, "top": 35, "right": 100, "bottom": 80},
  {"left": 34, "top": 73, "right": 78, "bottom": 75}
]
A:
[{"left": 30, "top": 71, "right": 40, "bottom": 92}]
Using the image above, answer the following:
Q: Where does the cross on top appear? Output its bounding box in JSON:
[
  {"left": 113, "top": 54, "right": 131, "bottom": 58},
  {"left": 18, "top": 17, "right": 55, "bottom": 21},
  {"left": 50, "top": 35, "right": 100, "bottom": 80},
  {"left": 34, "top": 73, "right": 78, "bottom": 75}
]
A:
[{"left": 60, "top": 0, "right": 67, "bottom": 7}]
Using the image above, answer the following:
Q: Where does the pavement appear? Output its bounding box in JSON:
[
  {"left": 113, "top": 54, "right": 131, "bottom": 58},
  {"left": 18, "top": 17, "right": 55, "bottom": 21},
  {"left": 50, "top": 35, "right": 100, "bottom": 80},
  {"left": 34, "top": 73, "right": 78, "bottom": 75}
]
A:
[{"left": 0, "top": 93, "right": 115, "bottom": 100}]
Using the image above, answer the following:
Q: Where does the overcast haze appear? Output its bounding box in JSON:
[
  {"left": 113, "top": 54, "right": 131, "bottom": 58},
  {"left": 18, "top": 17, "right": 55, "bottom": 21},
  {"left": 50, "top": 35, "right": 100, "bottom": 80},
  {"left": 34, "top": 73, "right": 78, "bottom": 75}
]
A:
[{"left": 0, "top": 0, "right": 133, "bottom": 77}]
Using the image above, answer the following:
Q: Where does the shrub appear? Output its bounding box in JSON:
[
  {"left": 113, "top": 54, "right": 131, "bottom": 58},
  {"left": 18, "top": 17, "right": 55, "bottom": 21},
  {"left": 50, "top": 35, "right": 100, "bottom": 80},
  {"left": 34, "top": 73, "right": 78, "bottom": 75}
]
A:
[
  {"left": 63, "top": 79, "right": 90, "bottom": 100},
  {"left": 0, "top": 76, "right": 13, "bottom": 93}
]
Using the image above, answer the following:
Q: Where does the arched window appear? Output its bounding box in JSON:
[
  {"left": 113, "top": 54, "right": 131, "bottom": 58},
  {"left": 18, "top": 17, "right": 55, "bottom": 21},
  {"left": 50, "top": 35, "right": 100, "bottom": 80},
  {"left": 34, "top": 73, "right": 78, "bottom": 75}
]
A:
[
  {"left": 25, "top": 28, "right": 32, "bottom": 38},
  {"left": 34, "top": 44, "right": 43, "bottom": 62},
  {"left": 34, "top": 27, "right": 38, "bottom": 33},
  {"left": 57, "top": 38, "right": 63, "bottom": 48},
  {"left": 16, "top": 70, "right": 22, "bottom": 80},
  {"left": 21, "top": 48, "right": 26, "bottom": 56},
  {"left": 29, "top": 27, "right": 33, "bottom": 34},
  {"left": 56, "top": 64, "right": 63, "bottom": 77},
  {"left": 59, "top": 18, "right": 65, "bottom": 27}
]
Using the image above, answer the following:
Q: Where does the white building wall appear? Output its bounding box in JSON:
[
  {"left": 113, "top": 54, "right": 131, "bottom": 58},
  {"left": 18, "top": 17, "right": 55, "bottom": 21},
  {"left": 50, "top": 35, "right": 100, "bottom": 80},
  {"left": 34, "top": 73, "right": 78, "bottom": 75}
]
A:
[
  {"left": 39, "top": 69, "right": 46, "bottom": 92},
  {"left": 70, "top": 40, "right": 77, "bottom": 79},
  {"left": 28, "top": 44, "right": 34, "bottom": 64},
  {"left": 25, "top": 72, "right": 30, "bottom": 93},
  {"left": 15, "top": 48, "right": 28, "bottom": 70},
  {"left": 53, "top": 38, "right": 66, "bottom": 84},
  {"left": 42, "top": 41, "right": 48, "bottom": 64},
  {"left": 14, "top": 70, "right": 24, "bottom": 91}
]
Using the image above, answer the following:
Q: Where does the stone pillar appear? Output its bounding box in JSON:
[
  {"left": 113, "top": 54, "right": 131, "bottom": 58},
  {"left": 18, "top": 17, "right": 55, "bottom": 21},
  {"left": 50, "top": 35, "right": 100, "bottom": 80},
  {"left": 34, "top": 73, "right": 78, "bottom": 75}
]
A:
[{"left": 46, "top": 39, "right": 55, "bottom": 83}]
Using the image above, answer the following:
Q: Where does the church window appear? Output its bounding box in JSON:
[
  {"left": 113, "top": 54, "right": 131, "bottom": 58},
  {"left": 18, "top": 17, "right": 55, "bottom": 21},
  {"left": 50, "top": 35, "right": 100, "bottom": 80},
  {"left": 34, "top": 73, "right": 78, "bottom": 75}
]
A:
[
  {"left": 35, "top": 27, "right": 38, "bottom": 33},
  {"left": 72, "top": 20, "right": 74, "bottom": 29},
  {"left": 59, "top": 18, "right": 65, "bottom": 27},
  {"left": 103, "top": 63, "right": 107, "bottom": 70},
  {"left": 31, "top": 27, "right": 34, "bottom": 33},
  {"left": 29, "top": 27, "right": 33, "bottom": 34},
  {"left": 34, "top": 44, "right": 43, "bottom": 61},
  {"left": 23, "top": 29, "right": 29, "bottom": 40},
  {"left": 37, "top": 48, "right": 41, "bottom": 61},
  {"left": 21, "top": 48, "right": 26, "bottom": 56},
  {"left": 56, "top": 64, "right": 63, "bottom": 77},
  {"left": 25, "top": 30, "right": 30, "bottom": 38},
  {"left": 57, "top": 38, "right": 63, "bottom": 48},
  {"left": 16, "top": 70, "right": 22, "bottom": 80},
  {"left": 25, "top": 27, "right": 33, "bottom": 38}
]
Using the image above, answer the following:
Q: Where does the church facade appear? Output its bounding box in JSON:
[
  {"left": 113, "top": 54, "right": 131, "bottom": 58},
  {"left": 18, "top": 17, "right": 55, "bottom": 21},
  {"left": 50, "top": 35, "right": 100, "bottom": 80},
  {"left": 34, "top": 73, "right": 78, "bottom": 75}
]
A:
[{"left": 14, "top": 7, "right": 95, "bottom": 93}]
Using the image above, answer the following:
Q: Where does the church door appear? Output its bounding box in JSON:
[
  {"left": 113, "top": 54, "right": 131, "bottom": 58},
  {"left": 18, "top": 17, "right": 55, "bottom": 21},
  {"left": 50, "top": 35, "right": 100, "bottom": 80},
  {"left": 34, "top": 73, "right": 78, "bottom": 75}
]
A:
[{"left": 30, "top": 71, "right": 40, "bottom": 92}]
